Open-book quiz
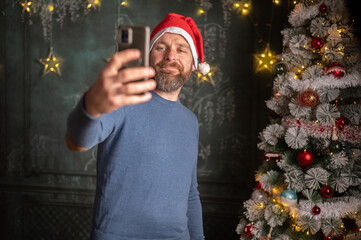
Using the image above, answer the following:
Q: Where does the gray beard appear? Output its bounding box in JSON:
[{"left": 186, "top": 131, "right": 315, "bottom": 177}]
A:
[{"left": 155, "top": 71, "right": 191, "bottom": 92}]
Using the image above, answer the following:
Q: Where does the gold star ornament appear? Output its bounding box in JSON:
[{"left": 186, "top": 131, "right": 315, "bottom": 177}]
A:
[
  {"left": 87, "top": 0, "right": 101, "bottom": 9},
  {"left": 39, "top": 48, "right": 63, "bottom": 76},
  {"left": 232, "top": 1, "right": 252, "bottom": 15},
  {"left": 20, "top": 0, "right": 32, "bottom": 13},
  {"left": 195, "top": 66, "right": 216, "bottom": 86},
  {"left": 254, "top": 43, "right": 277, "bottom": 72}
]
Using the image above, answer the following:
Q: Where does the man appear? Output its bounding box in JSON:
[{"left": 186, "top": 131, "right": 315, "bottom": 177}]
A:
[{"left": 66, "top": 13, "right": 209, "bottom": 240}]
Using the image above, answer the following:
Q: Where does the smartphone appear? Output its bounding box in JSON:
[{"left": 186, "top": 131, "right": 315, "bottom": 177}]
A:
[{"left": 116, "top": 25, "right": 150, "bottom": 69}]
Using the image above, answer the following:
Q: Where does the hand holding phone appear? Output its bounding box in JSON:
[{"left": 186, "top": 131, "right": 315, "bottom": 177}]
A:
[{"left": 83, "top": 24, "right": 156, "bottom": 118}]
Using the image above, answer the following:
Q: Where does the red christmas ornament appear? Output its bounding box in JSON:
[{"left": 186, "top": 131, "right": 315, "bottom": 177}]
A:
[
  {"left": 256, "top": 182, "right": 263, "bottom": 189},
  {"left": 244, "top": 224, "right": 253, "bottom": 236},
  {"left": 320, "top": 185, "right": 334, "bottom": 198},
  {"left": 312, "top": 205, "right": 321, "bottom": 215},
  {"left": 324, "top": 62, "right": 345, "bottom": 79},
  {"left": 311, "top": 37, "right": 324, "bottom": 50},
  {"left": 263, "top": 152, "right": 282, "bottom": 162},
  {"left": 300, "top": 88, "right": 319, "bottom": 107},
  {"left": 319, "top": 4, "right": 327, "bottom": 13},
  {"left": 335, "top": 117, "right": 348, "bottom": 130},
  {"left": 274, "top": 90, "right": 282, "bottom": 99},
  {"left": 297, "top": 150, "right": 315, "bottom": 167}
]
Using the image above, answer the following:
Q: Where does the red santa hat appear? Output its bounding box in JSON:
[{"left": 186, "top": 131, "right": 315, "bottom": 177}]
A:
[{"left": 150, "top": 13, "right": 210, "bottom": 75}]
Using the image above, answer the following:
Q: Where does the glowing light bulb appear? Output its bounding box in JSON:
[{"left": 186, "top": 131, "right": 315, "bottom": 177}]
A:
[
  {"left": 273, "top": 0, "right": 281, "bottom": 5},
  {"left": 48, "top": 4, "right": 54, "bottom": 12}
]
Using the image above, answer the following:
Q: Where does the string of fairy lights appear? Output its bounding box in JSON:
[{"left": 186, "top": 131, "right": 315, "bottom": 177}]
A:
[
  {"left": 232, "top": 0, "right": 279, "bottom": 73},
  {"left": 10, "top": 0, "right": 302, "bottom": 78}
]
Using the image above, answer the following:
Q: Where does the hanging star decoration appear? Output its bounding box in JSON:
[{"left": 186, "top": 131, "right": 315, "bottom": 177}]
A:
[
  {"left": 232, "top": 1, "right": 252, "bottom": 15},
  {"left": 20, "top": 0, "right": 32, "bottom": 13},
  {"left": 39, "top": 47, "right": 64, "bottom": 76},
  {"left": 87, "top": 0, "right": 102, "bottom": 10},
  {"left": 254, "top": 43, "right": 277, "bottom": 72},
  {"left": 194, "top": 66, "right": 216, "bottom": 86}
]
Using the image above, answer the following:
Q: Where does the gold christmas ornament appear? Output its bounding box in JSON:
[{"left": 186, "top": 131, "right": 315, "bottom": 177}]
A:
[{"left": 300, "top": 88, "right": 319, "bottom": 107}]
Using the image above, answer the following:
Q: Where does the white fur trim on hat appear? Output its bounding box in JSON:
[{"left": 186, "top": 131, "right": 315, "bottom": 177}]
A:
[
  {"left": 149, "top": 27, "right": 199, "bottom": 68},
  {"left": 198, "top": 62, "right": 210, "bottom": 75}
]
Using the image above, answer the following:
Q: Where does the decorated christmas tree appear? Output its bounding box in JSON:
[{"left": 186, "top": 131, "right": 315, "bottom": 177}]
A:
[{"left": 236, "top": 0, "right": 361, "bottom": 239}]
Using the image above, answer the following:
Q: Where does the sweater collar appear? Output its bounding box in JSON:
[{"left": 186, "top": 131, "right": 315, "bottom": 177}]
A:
[{"left": 151, "top": 91, "right": 180, "bottom": 107}]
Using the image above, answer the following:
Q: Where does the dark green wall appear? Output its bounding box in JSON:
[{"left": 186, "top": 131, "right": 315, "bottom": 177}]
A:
[{"left": 0, "top": 0, "right": 289, "bottom": 239}]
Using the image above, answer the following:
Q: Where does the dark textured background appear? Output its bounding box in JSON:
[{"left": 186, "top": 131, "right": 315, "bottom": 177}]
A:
[{"left": 0, "top": 0, "right": 291, "bottom": 239}]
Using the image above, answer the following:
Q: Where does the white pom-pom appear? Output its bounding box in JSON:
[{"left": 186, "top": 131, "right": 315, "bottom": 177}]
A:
[{"left": 198, "top": 62, "right": 210, "bottom": 75}]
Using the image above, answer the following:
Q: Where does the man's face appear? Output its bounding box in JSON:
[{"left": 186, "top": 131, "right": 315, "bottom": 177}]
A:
[{"left": 150, "top": 32, "right": 195, "bottom": 93}]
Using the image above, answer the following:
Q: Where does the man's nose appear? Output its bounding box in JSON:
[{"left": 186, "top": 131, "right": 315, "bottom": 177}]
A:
[{"left": 165, "top": 48, "right": 176, "bottom": 61}]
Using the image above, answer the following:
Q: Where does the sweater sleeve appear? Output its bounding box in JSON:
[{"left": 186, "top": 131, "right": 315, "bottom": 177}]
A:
[
  {"left": 66, "top": 96, "right": 116, "bottom": 149},
  {"left": 187, "top": 160, "right": 205, "bottom": 240}
]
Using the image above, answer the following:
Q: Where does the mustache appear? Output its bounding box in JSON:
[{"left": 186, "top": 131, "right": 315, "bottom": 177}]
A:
[{"left": 155, "top": 61, "right": 183, "bottom": 71}]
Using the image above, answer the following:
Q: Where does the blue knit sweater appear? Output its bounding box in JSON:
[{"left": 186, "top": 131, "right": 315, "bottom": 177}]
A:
[{"left": 67, "top": 92, "right": 204, "bottom": 240}]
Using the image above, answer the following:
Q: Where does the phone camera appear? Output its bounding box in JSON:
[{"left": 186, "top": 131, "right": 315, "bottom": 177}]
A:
[{"left": 121, "top": 30, "right": 129, "bottom": 43}]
